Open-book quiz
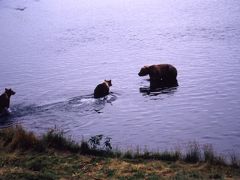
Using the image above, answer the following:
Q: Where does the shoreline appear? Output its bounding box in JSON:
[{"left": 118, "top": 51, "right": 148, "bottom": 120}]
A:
[{"left": 0, "top": 126, "right": 239, "bottom": 179}]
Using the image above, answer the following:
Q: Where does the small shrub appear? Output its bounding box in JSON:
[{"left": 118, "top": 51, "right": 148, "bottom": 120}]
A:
[
  {"left": 42, "top": 128, "right": 80, "bottom": 153},
  {"left": 203, "top": 144, "right": 227, "bottom": 166},
  {"left": 9, "top": 127, "right": 42, "bottom": 151},
  {"left": 184, "top": 142, "right": 201, "bottom": 163},
  {"left": 0, "top": 127, "right": 15, "bottom": 147},
  {"left": 142, "top": 150, "right": 150, "bottom": 159},
  {"left": 123, "top": 150, "right": 134, "bottom": 159},
  {"left": 158, "top": 151, "right": 180, "bottom": 161},
  {"left": 104, "top": 137, "right": 112, "bottom": 150},
  {"left": 113, "top": 149, "right": 122, "bottom": 158},
  {"left": 203, "top": 144, "right": 215, "bottom": 163},
  {"left": 80, "top": 141, "right": 90, "bottom": 155},
  {"left": 88, "top": 135, "right": 103, "bottom": 149},
  {"left": 0, "top": 126, "right": 45, "bottom": 152},
  {"left": 88, "top": 135, "right": 113, "bottom": 154},
  {"left": 212, "top": 155, "right": 226, "bottom": 166},
  {"left": 230, "top": 152, "right": 240, "bottom": 168}
]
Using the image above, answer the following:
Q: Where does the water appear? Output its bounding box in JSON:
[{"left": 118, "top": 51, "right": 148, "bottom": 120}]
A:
[{"left": 1, "top": 0, "right": 240, "bottom": 153}]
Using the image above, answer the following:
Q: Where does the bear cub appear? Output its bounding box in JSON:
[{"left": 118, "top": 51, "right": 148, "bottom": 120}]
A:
[
  {"left": 94, "top": 80, "right": 112, "bottom": 98},
  {"left": 0, "top": 88, "right": 16, "bottom": 115}
]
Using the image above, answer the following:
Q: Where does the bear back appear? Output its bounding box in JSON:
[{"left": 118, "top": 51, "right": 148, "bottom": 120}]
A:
[
  {"left": 148, "top": 64, "right": 177, "bottom": 81},
  {"left": 0, "top": 88, "right": 16, "bottom": 113},
  {"left": 94, "top": 80, "right": 112, "bottom": 98}
]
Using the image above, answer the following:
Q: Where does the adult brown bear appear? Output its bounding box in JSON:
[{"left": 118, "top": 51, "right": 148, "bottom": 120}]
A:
[
  {"left": 138, "top": 64, "right": 178, "bottom": 87},
  {"left": 0, "top": 88, "right": 16, "bottom": 115},
  {"left": 94, "top": 80, "right": 112, "bottom": 98}
]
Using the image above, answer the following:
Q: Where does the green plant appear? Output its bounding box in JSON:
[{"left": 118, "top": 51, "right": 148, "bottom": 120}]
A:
[
  {"left": 88, "top": 135, "right": 112, "bottom": 151},
  {"left": 184, "top": 142, "right": 201, "bottom": 163},
  {"left": 42, "top": 128, "right": 80, "bottom": 153}
]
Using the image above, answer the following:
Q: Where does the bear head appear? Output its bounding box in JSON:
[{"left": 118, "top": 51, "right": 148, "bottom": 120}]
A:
[
  {"left": 138, "top": 66, "right": 149, "bottom": 76},
  {"left": 104, "top": 80, "right": 112, "bottom": 87},
  {"left": 5, "top": 88, "right": 16, "bottom": 97}
]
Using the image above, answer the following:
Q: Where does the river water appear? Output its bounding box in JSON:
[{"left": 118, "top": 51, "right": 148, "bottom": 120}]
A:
[{"left": 0, "top": 0, "right": 240, "bottom": 153}]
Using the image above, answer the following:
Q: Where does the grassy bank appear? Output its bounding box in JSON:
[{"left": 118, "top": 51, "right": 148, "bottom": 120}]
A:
[{"left": 0, "top": 126, "right": 239, "bottom": 179}]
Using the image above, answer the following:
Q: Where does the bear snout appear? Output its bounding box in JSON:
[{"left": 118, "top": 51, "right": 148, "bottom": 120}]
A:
[
  {"left": 138, "top": 69, "right": 146, "bottom": 76},
  {"left": 138, "top": 71, "right": 147, "bottom": 76}
]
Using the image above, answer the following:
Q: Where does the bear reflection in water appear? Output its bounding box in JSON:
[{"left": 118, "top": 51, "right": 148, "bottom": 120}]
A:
[
  {"left": 138, "top": 64, "right": 178, "bottom": 95},
  {"left": 139, "top": 79, "right": 178, "bottom": 96},
  {"left": 149, "top": 78, "right": 178, "bottom": 89}
]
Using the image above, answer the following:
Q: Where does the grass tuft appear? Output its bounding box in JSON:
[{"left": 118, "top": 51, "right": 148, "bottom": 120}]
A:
[
  {"left": 230, "top": 152, "right": 240, "bottom": 168},
  {"left": 123, "top": 150, "right": 134, "bottom": 159},
  {"left": 184, "top": 142, "right": 201, "bottom": 163},
  {"left": 203, "top": 144, "right": 215, "bottom": 163},
  {"left": 42, "top": 128, "right": 80, "bottom": 153},
  {"left": 0, "top": 126, "right": 45, "bottom": 152},
  {"left": 155, "top": 151, "right": 181, "bottom": 161}
]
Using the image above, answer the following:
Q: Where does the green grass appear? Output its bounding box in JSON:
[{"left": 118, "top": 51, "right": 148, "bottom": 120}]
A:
[
  {"left": 0, "top": 126, "right": 240, "bottom": 180},
  {"left": 0, "top": 126, "right": 45, "bottom": 152},
  {"left": 42, "top": 128, "right": 80, "bottom": 153},
  {"left": 184, "top": 142, "right": 201, "bottom": 163},
  {"left": 0, "top": 126, "right": 239, "bottom": 166}
]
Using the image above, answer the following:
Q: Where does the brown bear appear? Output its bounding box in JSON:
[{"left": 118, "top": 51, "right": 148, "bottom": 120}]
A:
[
  {"left": 94, "top": 80, "right": 112, "bottom": 98},
  {"left": 138, "top": 64, "right": 178, "bottom": 86},
  {"left": 0, "top": 88, "right": 16, "bottom": 114}
]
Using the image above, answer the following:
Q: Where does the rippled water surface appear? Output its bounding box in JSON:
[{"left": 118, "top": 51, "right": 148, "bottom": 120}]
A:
[{"left": 1, "top": 0, "right": 240, "bottom": 153}]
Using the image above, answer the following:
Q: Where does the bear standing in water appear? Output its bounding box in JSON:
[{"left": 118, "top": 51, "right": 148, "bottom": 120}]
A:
[
  {"left": 0, "top": 88, "right": 16, "bottom": 115},
  {"left": 138, "top": 64, "right": 178, "bottom": 87},
  {"left": 94, "top": 80, "right": 112, "bottom": 98}
]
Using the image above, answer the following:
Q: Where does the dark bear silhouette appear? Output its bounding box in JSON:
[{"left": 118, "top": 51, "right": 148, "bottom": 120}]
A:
[
  {"left": 138, "top": 64, "right": 178, "bottom": 87},
  {"left": 0, "top": 88, "right": 16, "bottom": 115},
  {"left": 94, "top": 80, "right": 112, "bottom": 98}
]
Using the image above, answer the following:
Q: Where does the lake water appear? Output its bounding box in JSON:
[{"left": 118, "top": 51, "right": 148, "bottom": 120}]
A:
[{"left": 0, "top": 0, "right": 240, "bottom": 153}]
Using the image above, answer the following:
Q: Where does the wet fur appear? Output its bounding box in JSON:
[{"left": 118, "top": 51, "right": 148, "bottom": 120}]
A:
[
  {"left": 138, "top": 64, "right": 178, "bottom": 85},
  {"left": 94, "top": 80, "right": 112, "bottom": 98},
  {"left": 0, "top": 88, "right": 15, "bottom": 114}
]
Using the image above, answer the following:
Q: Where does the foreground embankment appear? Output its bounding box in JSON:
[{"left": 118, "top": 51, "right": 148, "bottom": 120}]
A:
[{"left": 0, "top": 126, "right": 239, "bottom": 179}]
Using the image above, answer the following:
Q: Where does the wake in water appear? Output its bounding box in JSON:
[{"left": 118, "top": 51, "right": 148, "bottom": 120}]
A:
[
  {"left": 139, "top": 78, "right": 178, "bottom": 97},
  {"left": 139, "top": 86, "right": 178, "bottom": 97},
  {"left": 0, "top": 93, "right": 118, "bottom": 128}
]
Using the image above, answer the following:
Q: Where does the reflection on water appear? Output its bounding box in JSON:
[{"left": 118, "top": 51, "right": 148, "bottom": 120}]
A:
[
  {"left": 39, "top": 93, "right": 117, "bottom": 115},
  {"left": 139, "top": 79, "right": 178, "bottom": 96},
  {"left": 0, "top": 93, "right": 117, "bottom": 127},
  {"left": 139, "top": 86, "right": 178, "bottom": 97},
  {"left": 0, "top": 114, "right": 16, "bottom": 128}
]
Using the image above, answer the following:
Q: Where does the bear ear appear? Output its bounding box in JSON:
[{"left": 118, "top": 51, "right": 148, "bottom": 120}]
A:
[{"left": 5, "top": 88, "right": 8, "bottom": 92}]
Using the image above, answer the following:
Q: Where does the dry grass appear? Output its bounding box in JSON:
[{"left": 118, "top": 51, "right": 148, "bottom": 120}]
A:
[
  {"left": 0, "top": 126, "right": 240, "bottom": 179},
  {"left": 1, "top": 152, "right": 239, "bottom": 180}
]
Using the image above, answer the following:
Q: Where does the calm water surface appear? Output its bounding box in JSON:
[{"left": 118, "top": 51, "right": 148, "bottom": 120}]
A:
[{"left": 0, "top": 0, "right": 240, "bottom": 153}]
